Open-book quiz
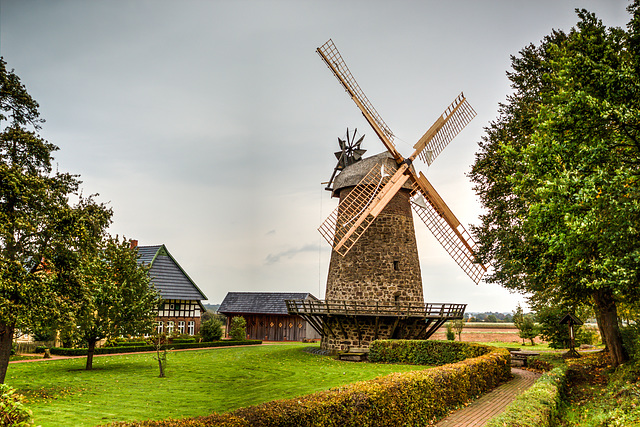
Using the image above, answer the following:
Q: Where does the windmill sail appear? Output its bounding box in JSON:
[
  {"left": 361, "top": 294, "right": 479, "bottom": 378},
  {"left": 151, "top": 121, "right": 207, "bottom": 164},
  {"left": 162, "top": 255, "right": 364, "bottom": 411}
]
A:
[
  {"left": 318, "top": 162, "right": 410, "bottom": 256},
  {"left": 410, "top": 173, "right": 486, "bottom": 284},
  {"left": 412, "top": 93, "right": 477, "bottom": 165},
  {"left": 317, "top": 39, "right": 403, "bottom": 163}
]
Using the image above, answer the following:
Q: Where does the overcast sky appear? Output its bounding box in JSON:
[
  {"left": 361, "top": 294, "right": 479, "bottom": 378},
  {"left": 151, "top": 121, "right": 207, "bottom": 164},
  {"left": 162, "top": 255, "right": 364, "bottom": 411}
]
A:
[{"left": 0, "top": 0, "right": 631, "bottom": 312}]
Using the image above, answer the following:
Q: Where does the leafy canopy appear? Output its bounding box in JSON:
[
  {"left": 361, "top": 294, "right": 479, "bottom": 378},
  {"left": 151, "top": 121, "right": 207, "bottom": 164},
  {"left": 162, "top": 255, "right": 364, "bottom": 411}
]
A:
[{"left": 470, "top": 5, "right": 640, "bottom": 364}]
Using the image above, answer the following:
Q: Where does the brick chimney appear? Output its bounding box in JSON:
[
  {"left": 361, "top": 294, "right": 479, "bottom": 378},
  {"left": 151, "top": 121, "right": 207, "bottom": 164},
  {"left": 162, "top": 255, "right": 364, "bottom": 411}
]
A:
[{"left": 130, "top": 239, "right": 138, "bottom": 249}]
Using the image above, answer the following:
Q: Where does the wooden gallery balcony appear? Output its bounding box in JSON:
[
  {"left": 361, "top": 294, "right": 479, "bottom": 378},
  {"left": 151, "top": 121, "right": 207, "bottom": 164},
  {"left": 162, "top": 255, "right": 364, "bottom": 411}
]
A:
[{"left": 285, "top": 300, "right": 466, "bottom": 340}]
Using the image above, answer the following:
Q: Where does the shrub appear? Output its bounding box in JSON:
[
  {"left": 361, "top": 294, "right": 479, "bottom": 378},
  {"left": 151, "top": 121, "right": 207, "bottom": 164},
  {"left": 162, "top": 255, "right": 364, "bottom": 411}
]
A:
[
  {"left": 229, "top": 316, "right": 247, "bottom": 341},
  {"left": 446, "top": 323, "right": 455, "bottom": 340},
  {"left": 536, "top": 305, "right": 593, "bottom": 349},
  {"left": 452, "top": 319, "right": 465, "bottom": 341},
  {"left": 621, "top": 323, "right": 640, "bottom": 361},
  {"left": 34, "top": 345, "right": 48, "bottom": 354},
  {"left": 576, "top": 325, "right": 599, "bottom": 346},
  {"left": 513, "top": 304, "right": 539, "bottom": 345},
  {"left": 486, "top": 365, "right": 569, "bottom": 427},
  {"left": 200, "top": 318, "right": 224, "bottom": 342},
  {"left": 0, "top": 383, "right": 33, "bottom": 426}
]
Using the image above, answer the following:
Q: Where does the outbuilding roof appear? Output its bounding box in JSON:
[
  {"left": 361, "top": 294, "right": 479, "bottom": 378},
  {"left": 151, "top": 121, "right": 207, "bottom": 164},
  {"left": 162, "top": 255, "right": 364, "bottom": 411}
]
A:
[
  {"left": 218, "top": 292, "right": 317, "bottom": 315},
  {"left": 136, "top": 244, "right": 207, "bottom": 301}
]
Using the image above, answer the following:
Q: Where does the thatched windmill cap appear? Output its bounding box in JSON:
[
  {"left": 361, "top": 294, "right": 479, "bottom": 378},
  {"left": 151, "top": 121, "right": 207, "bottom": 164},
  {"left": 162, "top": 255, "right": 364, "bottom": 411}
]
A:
[{"left": 332, "top": 152, "right": 414, "bottom": 197}]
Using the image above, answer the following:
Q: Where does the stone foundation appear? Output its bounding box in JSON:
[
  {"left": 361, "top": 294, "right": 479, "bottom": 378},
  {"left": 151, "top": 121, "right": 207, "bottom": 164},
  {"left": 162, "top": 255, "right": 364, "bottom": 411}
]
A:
[{"left": 320, "top": 316, "right": 431, "bottom": 353}]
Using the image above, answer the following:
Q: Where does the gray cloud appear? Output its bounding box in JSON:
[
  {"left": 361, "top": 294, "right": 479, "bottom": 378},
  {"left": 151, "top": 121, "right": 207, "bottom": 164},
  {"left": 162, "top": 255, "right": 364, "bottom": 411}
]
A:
[{"left": 265, "top": 244, "right": 318, "bottom": 265}]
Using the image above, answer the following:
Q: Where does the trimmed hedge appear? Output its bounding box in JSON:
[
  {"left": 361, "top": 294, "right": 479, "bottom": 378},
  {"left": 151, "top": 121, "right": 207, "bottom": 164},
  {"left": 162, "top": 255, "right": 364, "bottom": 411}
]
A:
[
  {"left": 485, "top": 365, "right": 569, "bottom": 427},
  {"left": 34, "top": 345, "right": 48, "bottom": 354},
  {"left": 50, "top": 340, "right": 262, "bottom": 356},
  {"left": 106, "top": 341, "right": 148, "bottom": 347},
  {"left": 368, "top": 339, "right": 492, "bottom": 365},
  {"left": 105, "top": 341, "right": 511, "bottom": 427},
  {"left": 171, "top": 338, "right": 196, "bottom": 344}
]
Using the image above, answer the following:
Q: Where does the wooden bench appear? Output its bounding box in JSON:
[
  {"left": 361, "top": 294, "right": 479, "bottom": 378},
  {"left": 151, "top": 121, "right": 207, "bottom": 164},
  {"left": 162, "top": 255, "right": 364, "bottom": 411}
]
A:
[
  {"left": 339, "top": 350, "right": 369, "bottom": 362},
  {"left": 509, "top": 350, "right": 539, "bottom": 367}
]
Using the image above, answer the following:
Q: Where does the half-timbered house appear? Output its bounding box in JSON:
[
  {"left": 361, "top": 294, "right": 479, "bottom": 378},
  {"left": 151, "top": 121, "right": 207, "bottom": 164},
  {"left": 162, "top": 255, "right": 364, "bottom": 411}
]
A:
[
  {"left": 136, "top": 243, "right": 207, "bottom": 336},
  {"left": 218, "top": 292, "right": 321, "bottom": 341}
]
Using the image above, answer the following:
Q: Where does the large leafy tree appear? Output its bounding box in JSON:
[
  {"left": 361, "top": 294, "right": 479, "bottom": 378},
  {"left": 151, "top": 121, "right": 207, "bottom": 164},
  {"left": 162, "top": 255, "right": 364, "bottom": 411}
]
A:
[
  {"left": 470, "top": 5, "right": 640, "bottom": 366},
  {"left": 77, "top": 236, "right": 158, "bottom": 370},
  {"left": 0, "top": 58, "right": 111, "bottom": 382}
]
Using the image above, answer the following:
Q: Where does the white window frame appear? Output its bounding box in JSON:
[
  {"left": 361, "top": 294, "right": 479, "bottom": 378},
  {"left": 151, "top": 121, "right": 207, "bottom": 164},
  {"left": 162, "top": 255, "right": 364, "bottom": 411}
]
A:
[
  {"left": 187, "top": 321, "right": 195, "bottom": 335},
  {"left": 167, "top": 321, "right": 174, "bottom": 335},
  {"left": 178, "top": 321, "right": 185, "bottom": 334},
  {"left": 157, "top": 321, "right": 164, "bottom": 334}
]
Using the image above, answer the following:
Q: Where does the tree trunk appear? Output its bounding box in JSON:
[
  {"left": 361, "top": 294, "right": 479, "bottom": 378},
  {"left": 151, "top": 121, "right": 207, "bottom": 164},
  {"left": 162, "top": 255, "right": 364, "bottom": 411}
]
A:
[
  {"left": 156, "top": 348, "right": 165, "bottom": 378},
  {"left": 85, "top": 339, "right": 96, "bottom": 370},
  {"left": 593, "top": 288, "right": 628, "bottom": 366},
  {"left": 0, "top": 323, "right": 15, "bottom": 384}
]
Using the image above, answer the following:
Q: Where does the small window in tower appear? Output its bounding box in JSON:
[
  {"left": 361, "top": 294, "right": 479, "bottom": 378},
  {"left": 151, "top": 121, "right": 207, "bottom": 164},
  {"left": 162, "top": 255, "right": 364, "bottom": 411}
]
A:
[
  {"left": 394, "top": 294, "right": 400, "bottom": 303},
  {"left": 393, "top": 261, "right": 399, "bottom": 271}
]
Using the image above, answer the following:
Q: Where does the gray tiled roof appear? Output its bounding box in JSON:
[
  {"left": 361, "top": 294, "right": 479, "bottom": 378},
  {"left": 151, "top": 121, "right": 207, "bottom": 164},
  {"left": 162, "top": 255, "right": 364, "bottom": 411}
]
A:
[
  {"left": 136, "top": 245, "right": 207, "bottom": 301},
  {"left": 218, "top": 292, "right": 317, "bottom": 315}
]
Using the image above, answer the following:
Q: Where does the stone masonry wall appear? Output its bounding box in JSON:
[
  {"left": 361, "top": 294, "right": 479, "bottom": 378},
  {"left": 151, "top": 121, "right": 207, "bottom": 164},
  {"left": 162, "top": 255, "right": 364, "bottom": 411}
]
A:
[
  {"left": 325, "top": 187, "right": 424, "bottom": 305},
  {"left": 320, "top": 316, "right": 429, "bottom": 353}
]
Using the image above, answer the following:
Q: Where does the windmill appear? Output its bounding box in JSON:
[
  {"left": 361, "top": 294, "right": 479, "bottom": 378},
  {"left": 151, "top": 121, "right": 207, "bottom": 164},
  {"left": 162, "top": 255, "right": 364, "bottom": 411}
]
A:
[{"left": 287, "top": 39, "right": 486, "bottom": 354}]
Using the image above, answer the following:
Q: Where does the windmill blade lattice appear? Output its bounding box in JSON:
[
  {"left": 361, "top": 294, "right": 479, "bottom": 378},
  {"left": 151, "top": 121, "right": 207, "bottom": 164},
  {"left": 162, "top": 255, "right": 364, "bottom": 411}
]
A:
[
  {"left": 413, "top": 93, "right": 477, "bottom": 165},
  {"left": 317, "top": 39, "right": 403, "bottom": 162},
  {"left": 410, "top": 180, "right": 486, "bottom": 284},
  {"left": 319, "top": 162, "right": 396, "bottom": 256}
]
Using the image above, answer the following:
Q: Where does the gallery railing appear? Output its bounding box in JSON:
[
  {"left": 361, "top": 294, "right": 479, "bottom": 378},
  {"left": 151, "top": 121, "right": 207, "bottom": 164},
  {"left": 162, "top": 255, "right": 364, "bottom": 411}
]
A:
[{"left": 285, "top": 299, "right": 466, "bottom": 319}]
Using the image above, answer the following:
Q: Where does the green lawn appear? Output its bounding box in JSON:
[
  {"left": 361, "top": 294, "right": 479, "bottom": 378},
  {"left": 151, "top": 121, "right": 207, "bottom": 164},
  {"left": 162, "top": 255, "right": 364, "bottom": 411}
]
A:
[{"left": 7, "top": 343, "right": 425, "bottom": 427}]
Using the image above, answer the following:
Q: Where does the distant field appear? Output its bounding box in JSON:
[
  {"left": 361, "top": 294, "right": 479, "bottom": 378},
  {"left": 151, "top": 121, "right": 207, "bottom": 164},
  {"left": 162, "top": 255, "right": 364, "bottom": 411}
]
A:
[
  {"left": 458, "top": 322, "right": 516, "bottom": 329},
  {"left": 7, "top": 343, "right": 424, "bottom": 427},
  {"left": 431, "top": 324, "right": 547, "bottom": 346}
]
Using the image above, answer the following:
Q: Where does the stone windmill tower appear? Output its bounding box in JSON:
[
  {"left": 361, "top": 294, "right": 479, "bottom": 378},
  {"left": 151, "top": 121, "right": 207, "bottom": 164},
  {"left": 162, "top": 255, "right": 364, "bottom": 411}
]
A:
[{"left": 287, "top": 40, "right": 486, "bottom": 354}]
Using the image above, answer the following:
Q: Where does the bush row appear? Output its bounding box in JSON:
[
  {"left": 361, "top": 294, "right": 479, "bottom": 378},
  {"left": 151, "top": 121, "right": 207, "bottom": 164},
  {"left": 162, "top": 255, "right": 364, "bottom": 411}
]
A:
[
  {"left": 485, "top": 365, "right": 569, "bottom": 427},
  {"left": 50, "top": 340, "right": 261, "bottom": 356},
  {"left": 171, "top": 338, "right": 196, "bottom": 344},
  {"left": 106, "top": 341, "right": 148, "bottom": 347},
  {"left": 105, "top": 341, "right": 511, "bottom": 427},
  {"left": 368, "top": 339, "right": 492, "bottom": 365}
]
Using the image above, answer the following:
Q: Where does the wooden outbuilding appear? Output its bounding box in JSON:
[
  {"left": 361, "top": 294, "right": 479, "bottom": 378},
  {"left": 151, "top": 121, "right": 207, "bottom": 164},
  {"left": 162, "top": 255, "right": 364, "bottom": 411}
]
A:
[{"left": 218, "top": 292, "right": 321, "bottom": 341}]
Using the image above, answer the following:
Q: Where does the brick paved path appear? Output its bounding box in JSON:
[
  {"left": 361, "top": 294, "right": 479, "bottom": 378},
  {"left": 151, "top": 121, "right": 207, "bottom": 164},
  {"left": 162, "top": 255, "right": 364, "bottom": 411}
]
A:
[{"left": 435, "top": 368, "right": 541, "bottom": 427}]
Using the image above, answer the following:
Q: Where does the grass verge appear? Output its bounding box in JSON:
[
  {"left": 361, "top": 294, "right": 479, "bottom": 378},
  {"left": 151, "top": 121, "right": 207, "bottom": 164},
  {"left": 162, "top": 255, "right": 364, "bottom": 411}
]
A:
[
  {"left": 556, "top": 352, "right": 640, "bottom": 426},
  {"left": 6, "top": 343, "right": 424, "bottom": 427}
]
